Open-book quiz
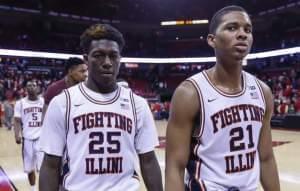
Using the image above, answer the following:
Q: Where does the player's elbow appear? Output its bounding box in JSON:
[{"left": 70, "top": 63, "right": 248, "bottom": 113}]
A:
[{"left": 259, "top": 150, "right": 275, "bottom": 163}]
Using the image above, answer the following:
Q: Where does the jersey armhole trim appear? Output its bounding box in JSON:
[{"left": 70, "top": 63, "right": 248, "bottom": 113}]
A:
[
  {"left": 129, "top": 91, "right": 138, "bottom": 134},
  {"left": 255, "top": 79, "right": 266, "bottom": 111},
  {"left": 186, "top": 79, "right": 205, "bottom": 138},
  {"left": 62, "top": 89, "right": 71, "bottom": 187}
]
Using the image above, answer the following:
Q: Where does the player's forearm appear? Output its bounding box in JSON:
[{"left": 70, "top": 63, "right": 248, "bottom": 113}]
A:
[
  {"left": 165, "top": 165, "right": 185, "bottom": 191},
  {"left": 39, "top": 164, "right": 60, "bottom": 191},
  {"left": 140, "top": 153, "right": 163, "bottom": 191},
  {"left": 39, "top": 154, "right": 61, "bottom": 191},
  {"left": 260, "top": 155, "right": 280, "bottom": 191},
  {"left": 13, "top": 120, "right": 21, "bottom": 137},
  {"left": 141, "top": 160, "right": 163, "bottom": 191}
]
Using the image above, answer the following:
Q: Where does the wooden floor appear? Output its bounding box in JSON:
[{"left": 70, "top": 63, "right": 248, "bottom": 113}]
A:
[{"left": 0, "top": 121, "right": 299, "bottom": 191}]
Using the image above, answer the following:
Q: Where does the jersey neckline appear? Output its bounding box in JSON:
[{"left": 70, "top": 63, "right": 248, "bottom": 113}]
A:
[
  {"left": 203, "top": 70, "right": 247, "bottom": 98},
  {"left": 78, "top": 82, "right": 121, "bottom": 105}
]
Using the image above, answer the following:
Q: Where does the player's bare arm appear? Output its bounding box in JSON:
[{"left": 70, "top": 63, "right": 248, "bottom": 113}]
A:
[
  {"left": 258, "top": 80, "right": 280, "bottom": 191},
  {"left": 165, "top": 81, "right": 200, "bottom": 191},
  {"left": 139, "top": 151, "right": 163, "bottom": 191},
  {"left": 39, "top": 154, "right": 62, "bottom": 191},
  {"left": 13, "top": 117, "right": 22, "bottom": 144}
]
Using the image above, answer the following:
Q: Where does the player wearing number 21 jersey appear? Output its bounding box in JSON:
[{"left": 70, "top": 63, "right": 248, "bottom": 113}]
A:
[{"left": 165, "top": 5, "right": 280, "bottom": 191}]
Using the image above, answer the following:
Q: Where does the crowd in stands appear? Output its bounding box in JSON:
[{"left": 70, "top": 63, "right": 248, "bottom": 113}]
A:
[{"left": 0, "top": 53, "right": 299, "bottom": 128}]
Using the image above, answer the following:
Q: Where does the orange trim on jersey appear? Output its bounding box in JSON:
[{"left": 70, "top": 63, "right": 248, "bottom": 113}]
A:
[
  {"left": 193, "top": 142, "right": 200, "bottom": 156},
  {"left": 200, "top": 180, "right": 207, "bottom": 191},
  {"left": 255, "top": 79, "right": 266, "bottom": 110},
  {"left": 78, "top": 83, "right": 121, "bottom": 105},
  {"left": 188, "top": 179, "right": 192, "bottom": 190},
  {"left": 132, "top": 175, "right": 140, "bottom": 181},
  {"left": 203, "top": 70, "right": 246, "bottom": 98},
  {"left": 64, "top": 89, "right": 71, "bottom": 136},
  {"left": 63, "top": 89, "right": 71, "bottom": 188},
  {"left": 186, "top": 79, "right": 205, "bottom": 138},
  {"left": 195, "top": 160, "right": 201, "bottom": 180},
  {"left": 129, "top": 91, "right": 138, "bottom": 132}
]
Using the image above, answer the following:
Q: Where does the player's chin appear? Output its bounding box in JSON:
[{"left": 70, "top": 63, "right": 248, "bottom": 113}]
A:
[{"left": 232, "top": 51, "right": 248, "bottom": 60}]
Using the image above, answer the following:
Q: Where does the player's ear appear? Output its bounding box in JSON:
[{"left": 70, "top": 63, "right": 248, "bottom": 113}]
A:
[{"left": 207, "top": 34, "right": 216, "bottom": 49}]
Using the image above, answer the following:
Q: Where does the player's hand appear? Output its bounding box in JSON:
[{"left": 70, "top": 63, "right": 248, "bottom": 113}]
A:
[{"left": 15, "top": 136, "right": 22, "bottom": 144}]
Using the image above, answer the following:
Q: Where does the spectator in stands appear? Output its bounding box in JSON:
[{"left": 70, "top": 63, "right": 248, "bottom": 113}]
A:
[
  {"left": 287, "top": 98, "right": 295, "bottom": 114},
  {"left": 3, "top": 91, "right": 14, "bottom": 130}
]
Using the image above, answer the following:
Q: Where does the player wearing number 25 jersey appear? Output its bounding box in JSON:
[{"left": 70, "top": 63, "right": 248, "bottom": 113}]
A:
[
  {"left": 40, "top": 82, "right": 158, "bottom": 190},
  {"left": 39, "top": 23, "right": 162, "bottom": 191}
]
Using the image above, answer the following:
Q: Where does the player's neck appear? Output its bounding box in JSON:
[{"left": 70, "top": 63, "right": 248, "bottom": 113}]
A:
[
  {"left": 210, "top": 63, "right": 243, "bottom": 90},
  {"left": 85, "top": 79, "right": 118, "bottom": 94},
  {"left": 65, "top": 76, "right": 76, "bottom": 87},
  {"left": 27, "top": 95, "right": 38, "bottom": 101}
]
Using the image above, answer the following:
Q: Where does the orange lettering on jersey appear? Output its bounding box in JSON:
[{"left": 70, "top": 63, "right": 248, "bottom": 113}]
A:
[
  {"left": 73, "top": 112, "right": 133, "bottom": 134},
  {"left": 85, "top": 157, "right": 123, "bottom": 174},
  {"left": 225, "top": 150, "right": 256, "bottom": 173},
  {"left": 28, "top": 121, "right": 42, "bottom": 127},
  {"left": 23, "top": 107, "right": 43, "bottom": 114},
  {"left": 211, "top": 104, "right": 264, "bottom": 133}
]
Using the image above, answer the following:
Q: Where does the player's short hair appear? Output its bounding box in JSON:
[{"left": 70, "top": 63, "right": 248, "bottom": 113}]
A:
[
  {"left": 209, "top": 5, "right": 248, "bottom": 34},
  {"left": 25, "top": 79, "right": 37, "bottom": 86},
  {"left": 80, "top": 23, "right": 125, "bottom": 53},
  {"left": 64, "top": 57, "right": 84, "bottom": 74}
]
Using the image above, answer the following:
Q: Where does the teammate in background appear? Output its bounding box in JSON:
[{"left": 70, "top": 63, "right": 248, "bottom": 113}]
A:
[
  {"left": 166, "top": 6, "right": 280, "bottom": 191},
  {"left": 39, "top": 23, "right": 162, "bottom": 191},
  {"left": 14, "top": 80, "right": 45, "bottom": 191},
  {"left": 42, "top": 57, "right": 87, "bottom": 120}
]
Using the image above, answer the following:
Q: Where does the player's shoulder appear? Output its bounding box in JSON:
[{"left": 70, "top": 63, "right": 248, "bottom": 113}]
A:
[
  {"left": 62, "top": 82, "right": 83, "bottom": 96},
  {"left": 174, "top": 79, "right": 199, "bottom": 101},
  {"left": 38, "top": 96, "right": 45, "bottom": 103},
  {"left": 15, "top": 98, "right": 22, "bottom": 106},
  {"left": 130, "top": 91, "right": 148, "bottom": 106},
  {"left": 244, "top": 71, "right": 272, "bottom": 94},
  {"left": 44, "top": 79, "right": 65, "bottom": 99},
  {"left": 49, "top": 90, "right": 68, "bottom": 107},
  {"left": 47, "top": 79, "right": 63, "bottom": 90},
  {"left": 243, "top": 71, "right": 272, "bottom": 103}
]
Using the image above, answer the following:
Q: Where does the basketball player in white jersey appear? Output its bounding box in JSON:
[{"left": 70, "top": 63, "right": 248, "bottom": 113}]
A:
[
  {"left": 14, "top": 80, "right": 44, "bottom": 191},
  {"left": 39, "top": 23, "right": 163, "bottom": 191},
  {"left": 166, "top": 6, "right": 280, "bottom": 191}
]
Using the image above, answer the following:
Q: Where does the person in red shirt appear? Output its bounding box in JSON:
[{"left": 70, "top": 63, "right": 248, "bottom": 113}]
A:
[{"left": 42, "top": 57, "right": 87, "bottom": 120}]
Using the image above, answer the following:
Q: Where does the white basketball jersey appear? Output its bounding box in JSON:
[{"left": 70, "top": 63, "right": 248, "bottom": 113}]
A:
[
  {"left": 60, "top": 83, "right": 155, "bottom": 190},
  {"left": 14, "top": 97, "right": 44, "bottom": 140},
  {"left": 185, "top": 71, "right": 266, "bottom": 191}
]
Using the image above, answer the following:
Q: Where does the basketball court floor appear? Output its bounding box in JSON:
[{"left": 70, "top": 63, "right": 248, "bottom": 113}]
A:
[{"left": 0, "top": 120, "right": 299, "bottom": 190}]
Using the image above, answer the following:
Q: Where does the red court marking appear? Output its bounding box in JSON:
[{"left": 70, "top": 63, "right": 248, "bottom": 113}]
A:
[
  {"left": 156, "top": 137, "right": 166, "bottom": 148},
  {"left": 0, "top": 166, "right": 17, "bottom": 191},
  {"left": 272, "top": 141, "right": 291, "bottom": 147}
]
